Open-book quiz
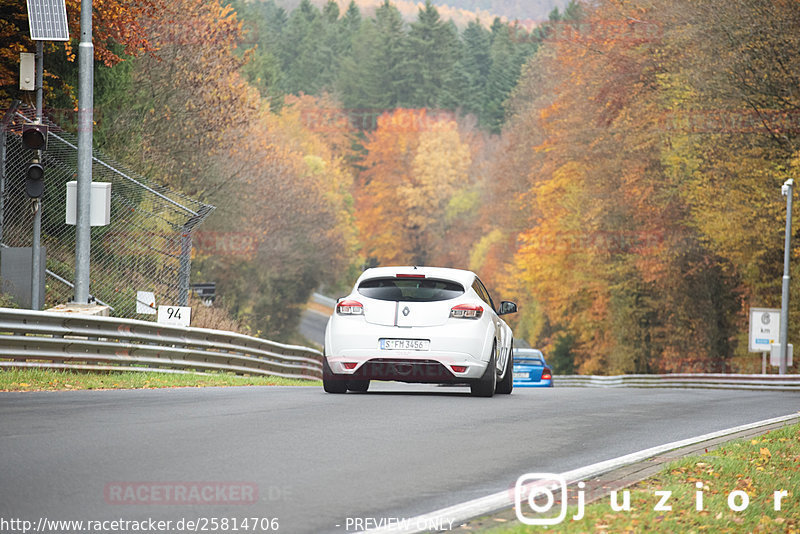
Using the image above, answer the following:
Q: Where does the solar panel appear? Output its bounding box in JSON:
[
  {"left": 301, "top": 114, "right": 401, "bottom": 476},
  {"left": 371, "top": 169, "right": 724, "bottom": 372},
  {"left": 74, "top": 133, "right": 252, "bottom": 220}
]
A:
[{"left": 26, "top": 0, "right": 70, "bottom": 41}]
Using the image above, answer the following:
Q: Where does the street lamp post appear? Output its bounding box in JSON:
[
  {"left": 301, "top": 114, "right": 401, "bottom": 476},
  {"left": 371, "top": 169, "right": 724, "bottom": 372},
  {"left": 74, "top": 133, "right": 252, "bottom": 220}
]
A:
[
  {"left": 779, "top": 178, "right": 793, "bottom": 375},
  {"left": 74, "top": 0, "right": 93, "bottom": 303}
]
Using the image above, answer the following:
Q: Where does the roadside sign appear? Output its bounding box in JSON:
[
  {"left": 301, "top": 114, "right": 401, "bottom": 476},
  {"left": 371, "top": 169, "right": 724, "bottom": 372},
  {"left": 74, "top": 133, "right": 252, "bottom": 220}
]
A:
[
  {"left": 749, "top": 308, "right": 781, "bottom": 353},
  {"left": 157, "top": 305, "right": 191, "bottom": 327}
]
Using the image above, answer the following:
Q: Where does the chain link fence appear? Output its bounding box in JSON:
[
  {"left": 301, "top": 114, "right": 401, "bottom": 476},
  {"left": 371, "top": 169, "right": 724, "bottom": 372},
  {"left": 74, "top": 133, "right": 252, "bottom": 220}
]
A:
[{"left": 1, "top": 104, "right": 214, "bottom": 317}]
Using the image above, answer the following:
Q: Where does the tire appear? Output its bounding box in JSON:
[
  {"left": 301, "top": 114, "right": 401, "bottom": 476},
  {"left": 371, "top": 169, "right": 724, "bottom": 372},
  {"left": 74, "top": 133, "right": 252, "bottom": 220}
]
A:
[
  {"left": 496, "top": 342, "right": 513, "bottom": 395},
  {"left": 347, "top": 379, "right": 370, "bottom": 392},
  {"left": 470, "top": 343, "right": 497, "bottom": 397},
  {"left": 323, "top": 357, "right": 348, "bottom": 394}
]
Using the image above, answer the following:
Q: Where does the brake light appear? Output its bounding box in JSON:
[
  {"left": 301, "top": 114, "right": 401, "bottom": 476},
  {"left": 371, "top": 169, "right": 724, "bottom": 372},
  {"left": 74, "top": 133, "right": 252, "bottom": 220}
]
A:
[
  {"left": 337, "top": 299, "right": 364, "bottom": 315},
  {"left": 450, "top": 304, "right": 483, "bottom": 319},
  {"left": 396, "top": 274, "right": 425, "bottom": 279},
  {"left": 542, "top": 368, "right": 552, "bottom": 380}
]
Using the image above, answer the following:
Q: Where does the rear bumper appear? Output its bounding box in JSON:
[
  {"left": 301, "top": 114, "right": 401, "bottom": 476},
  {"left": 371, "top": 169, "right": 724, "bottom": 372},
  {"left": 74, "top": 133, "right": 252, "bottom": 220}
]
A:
[
  {"left": 512, "top": 362, "right": 553, "bottom": 387},
  {"left": 513, "top": 379, "right": 554, "bottom": 387},
  {"left": 326, "top": 321, "right": 492, "bottom": 381},
  {"left": 344, "top": 359, "right": 463, "bottom": 383}
]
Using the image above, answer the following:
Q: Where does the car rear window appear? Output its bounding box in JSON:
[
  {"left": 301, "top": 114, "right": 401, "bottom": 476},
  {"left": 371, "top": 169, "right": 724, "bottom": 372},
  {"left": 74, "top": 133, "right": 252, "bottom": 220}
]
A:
[{"left": 357, "top": 278, "right": 465, "bottom": 302}]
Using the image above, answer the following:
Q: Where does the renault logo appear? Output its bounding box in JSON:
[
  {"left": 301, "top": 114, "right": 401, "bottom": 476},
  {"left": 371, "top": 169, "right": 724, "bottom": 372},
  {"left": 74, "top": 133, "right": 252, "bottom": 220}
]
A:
[{"left": 402, "top": 306, "right": 410, "bottom": 317}]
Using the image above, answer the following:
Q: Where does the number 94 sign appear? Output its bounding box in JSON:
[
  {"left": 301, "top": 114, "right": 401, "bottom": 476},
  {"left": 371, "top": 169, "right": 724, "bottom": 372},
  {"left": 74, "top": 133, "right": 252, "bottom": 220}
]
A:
[{"left": 157, "top": 305, "right": 192, "bottom": 327}]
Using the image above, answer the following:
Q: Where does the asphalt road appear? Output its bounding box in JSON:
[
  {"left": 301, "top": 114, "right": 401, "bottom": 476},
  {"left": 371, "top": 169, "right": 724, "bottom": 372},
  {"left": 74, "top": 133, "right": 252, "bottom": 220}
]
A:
[{"left": 1, "top": 385, "right": 799, "bottom": 533}]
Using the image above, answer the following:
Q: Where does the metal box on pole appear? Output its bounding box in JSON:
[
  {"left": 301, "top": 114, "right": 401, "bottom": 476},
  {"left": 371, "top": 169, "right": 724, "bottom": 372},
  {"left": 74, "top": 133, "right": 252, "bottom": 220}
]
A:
[{"left": 65, "top": 181, "right": 111, "bottom": 226}]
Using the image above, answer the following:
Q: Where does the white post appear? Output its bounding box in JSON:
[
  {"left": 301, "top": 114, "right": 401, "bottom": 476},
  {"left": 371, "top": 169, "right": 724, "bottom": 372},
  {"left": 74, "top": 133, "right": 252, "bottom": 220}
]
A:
[{"left": 779, "top": 179, "right": 794, "bottom": 375}]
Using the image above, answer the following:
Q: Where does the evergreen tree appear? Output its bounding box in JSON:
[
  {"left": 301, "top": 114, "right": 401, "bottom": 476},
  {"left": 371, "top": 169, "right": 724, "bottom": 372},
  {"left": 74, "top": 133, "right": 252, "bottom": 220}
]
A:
[
  {"left": 338, "top": 1, "right": 362, "bottom": 55},
  {"left": 401, "top": 1, "right": 460, "bottom": 109},
  {"left": 483, "top": 21, "right": 518, "bottom": 132},
  {"left": 489, "top": 17, "right": 505, "bottom": 44},
  {"left": 337, "top": 20, "right": 385, "bottom": 112},
  {"left": 231, "top": 0, "right": 287, "bottom": 108},
  {"left": 457, "top": 20, "right": 492, "bottom": 118},
  {"left": 322, "top": 0, "right": 339, "bottom": 23},
  {"left": 318, "top": 1, "right": 346, "bottom": 90},
  {"left": 230, "top": 0, "right": 535, "bottom": 132},
  {"left": 342, "top": 1, "right": 361, "bottom": 29},
  {"left": 373, "top": 0, "right": 410, "bottom": 108},
  {"left": 281, "top": 0, "right": 328, "bottom": 94},
  {"left": 337, "top": 1, "right": 408, "bottom": 114}
]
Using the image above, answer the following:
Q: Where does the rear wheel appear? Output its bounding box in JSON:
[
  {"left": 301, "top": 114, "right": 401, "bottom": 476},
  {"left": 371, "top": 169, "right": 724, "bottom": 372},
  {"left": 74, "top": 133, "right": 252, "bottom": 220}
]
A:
[
  {"left": 496, "top": 343, "right": 513, "bottom": 395},
  {"left": 347, "top": 379, "right": 370, "bottom": 392},
  {"left": 323, "top": 357, "right": 348, "bottom": 394},
  {"left": 470, "top": 344, "right": 497, "bottom": 397}
]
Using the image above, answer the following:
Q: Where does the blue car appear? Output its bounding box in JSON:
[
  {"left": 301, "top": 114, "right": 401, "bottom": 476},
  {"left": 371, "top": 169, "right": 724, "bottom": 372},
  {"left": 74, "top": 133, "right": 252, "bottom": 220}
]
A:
[{"left": 512, "top": 348, "right": 553, "bottom": 387}]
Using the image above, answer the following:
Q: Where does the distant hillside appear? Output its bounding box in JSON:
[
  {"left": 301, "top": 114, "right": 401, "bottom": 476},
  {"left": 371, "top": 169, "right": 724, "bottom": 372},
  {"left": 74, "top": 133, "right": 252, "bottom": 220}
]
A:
[{"left": 272, "top": 0, "right": 570, "bottom": 26}]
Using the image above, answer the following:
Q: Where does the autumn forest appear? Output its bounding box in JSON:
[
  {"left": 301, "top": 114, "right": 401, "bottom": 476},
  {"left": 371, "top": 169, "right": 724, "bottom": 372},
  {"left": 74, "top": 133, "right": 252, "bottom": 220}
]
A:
[{"left": 1, "top": 0, "right": 799, "bottom": 374}]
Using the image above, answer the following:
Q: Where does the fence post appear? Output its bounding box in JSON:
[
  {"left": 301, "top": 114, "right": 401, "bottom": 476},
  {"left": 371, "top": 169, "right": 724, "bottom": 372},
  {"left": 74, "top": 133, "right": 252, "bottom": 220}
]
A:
[{"left": 178, "top": 230, "right": 191, "bottom": 306}]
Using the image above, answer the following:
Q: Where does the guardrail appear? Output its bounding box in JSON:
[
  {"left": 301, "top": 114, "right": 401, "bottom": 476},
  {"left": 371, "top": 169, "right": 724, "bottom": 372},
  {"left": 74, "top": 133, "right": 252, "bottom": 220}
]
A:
[
  {"left": 312, "top": 292, "right": 338, "bottom": 308},
  {"left": 554, "top": 373, "right": 800, "bottom": 391},
  {"left": 0, "top": 307, "right": 323, "bottom": 380}
]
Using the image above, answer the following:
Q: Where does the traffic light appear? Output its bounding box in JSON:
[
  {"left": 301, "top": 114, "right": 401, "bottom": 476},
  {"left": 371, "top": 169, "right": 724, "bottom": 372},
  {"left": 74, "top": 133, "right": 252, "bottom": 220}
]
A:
[
  {"left": 25, "top": 160, "right": 44, "bottom": 198},
  {"left": 21, "top": 123, "right": 48, "bottom": 198},
  {"left": 21, "top": 123, "right": 48, "bottom": 151}
]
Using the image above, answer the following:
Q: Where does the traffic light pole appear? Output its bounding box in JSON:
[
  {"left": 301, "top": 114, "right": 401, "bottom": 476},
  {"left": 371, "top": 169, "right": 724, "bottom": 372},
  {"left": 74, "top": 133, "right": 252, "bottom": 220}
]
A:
[
  {"left": 74, "top": 0, "right": 93, "bottom": 304},
  {"left": 31, "top": 40, "right": 44, "bottom": 310}
]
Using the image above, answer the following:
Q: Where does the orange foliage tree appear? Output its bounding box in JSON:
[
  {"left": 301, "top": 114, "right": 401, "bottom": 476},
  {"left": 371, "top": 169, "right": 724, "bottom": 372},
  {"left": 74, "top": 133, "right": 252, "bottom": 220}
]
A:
[
  {"left": 355, "top": 108, "right": 477, "bottom": 267},
  {"left": 0, "top": 0, "right": 161, "bottom": 101},
  {"left": 490, "top": 0, "right": 747, "bottom": 374}
]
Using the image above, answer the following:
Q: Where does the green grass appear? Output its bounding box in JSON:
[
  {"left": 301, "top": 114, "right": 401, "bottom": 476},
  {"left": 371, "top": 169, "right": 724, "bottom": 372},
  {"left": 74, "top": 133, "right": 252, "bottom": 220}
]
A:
[
  {"left": 0, "top": 367, "right": 321, "bottom": 391},
  {"left": 491, "top": 423, "right": 800, "bottom": 533}
]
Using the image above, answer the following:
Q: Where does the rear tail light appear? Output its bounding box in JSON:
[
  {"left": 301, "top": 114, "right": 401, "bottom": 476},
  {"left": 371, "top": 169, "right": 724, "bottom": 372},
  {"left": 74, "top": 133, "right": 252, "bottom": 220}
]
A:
[
  {"left": 451, "top": 365, "right": 467, "bottom": 373},
  {"left": 450, "top": 304, "right": 483, "bottom": 319},
  {"left": 542, "top": 368, "right": 552, "bottom": 380},
  {"left": 337, "top": 299, "right": 364, "bottom": 315},
  {"left": 343, "top": 362, "right": 358, "bottom": 370}
]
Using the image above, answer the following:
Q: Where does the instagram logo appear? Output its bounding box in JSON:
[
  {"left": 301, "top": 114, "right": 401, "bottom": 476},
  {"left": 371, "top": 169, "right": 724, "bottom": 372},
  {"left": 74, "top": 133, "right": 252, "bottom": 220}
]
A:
[{"left": 514, "top": 473, "right": 569, "bottom": 525}]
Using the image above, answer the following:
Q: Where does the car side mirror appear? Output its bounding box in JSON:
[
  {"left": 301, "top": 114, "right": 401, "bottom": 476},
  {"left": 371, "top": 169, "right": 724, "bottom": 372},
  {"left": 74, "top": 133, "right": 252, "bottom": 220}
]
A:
[{"left": 498, "top": 301, "right": 517, "bottom": 316}]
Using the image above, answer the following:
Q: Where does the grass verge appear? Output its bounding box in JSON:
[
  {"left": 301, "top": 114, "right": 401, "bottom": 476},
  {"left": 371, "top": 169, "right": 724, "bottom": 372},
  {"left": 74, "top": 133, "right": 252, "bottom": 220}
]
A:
[
  {"left": 492, "top": 422, "right": 800, "bottom": 533},
  {"left": 0, "top": 367, "right": 321, "bottom": 391}
]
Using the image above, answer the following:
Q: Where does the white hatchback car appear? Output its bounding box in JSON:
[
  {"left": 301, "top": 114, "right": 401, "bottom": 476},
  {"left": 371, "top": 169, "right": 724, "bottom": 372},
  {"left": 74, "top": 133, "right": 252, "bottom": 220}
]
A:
[{"left": 323, "top": 266, "right": 517, "bottom": 397}]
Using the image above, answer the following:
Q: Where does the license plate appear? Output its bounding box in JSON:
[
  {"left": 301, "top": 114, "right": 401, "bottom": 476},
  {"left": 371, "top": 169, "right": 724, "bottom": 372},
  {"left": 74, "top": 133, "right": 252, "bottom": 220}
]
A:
[
  {"left": 380, "top": 339, "right": 430, "bottom": 351},
  {"left": 513, "top": 372, "right": 529, "bottom": 379}
]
